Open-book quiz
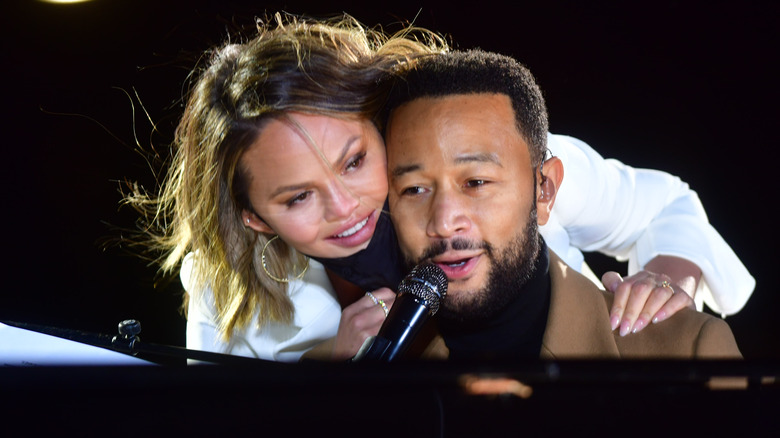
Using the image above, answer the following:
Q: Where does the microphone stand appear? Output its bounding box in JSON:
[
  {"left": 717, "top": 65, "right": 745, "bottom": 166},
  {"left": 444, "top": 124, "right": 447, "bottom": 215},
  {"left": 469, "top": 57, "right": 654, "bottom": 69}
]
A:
[{"left": 2, "top": 319, "right": 261, "bottom": 366}]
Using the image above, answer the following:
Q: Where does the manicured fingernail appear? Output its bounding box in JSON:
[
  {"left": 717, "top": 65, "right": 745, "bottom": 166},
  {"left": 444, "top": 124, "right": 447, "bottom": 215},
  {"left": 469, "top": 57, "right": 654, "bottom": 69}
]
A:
[
  {"left": 632, "top": 319, "right": 646, "bottom": 334},
  {"left": 652, "top": 311, "right": 667, "bottom": 324},
  {"left": 619, "top": 320, "right": 630, "bottom": 337},
  {"left": 610, "top": 315, "right": 620, "bottom": 331}
]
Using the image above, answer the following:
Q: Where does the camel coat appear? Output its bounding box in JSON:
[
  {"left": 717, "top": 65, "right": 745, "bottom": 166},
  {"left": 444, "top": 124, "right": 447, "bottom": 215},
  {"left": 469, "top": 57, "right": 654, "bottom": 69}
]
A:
[{"left": 423, "top": 251, "right": 742, "bottom": 360}]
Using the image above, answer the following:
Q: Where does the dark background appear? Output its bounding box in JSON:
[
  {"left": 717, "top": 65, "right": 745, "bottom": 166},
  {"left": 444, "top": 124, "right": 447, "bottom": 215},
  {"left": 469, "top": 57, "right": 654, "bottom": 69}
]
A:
[{"left": 2, "top": 0, "right": 777, "bottom": 359}]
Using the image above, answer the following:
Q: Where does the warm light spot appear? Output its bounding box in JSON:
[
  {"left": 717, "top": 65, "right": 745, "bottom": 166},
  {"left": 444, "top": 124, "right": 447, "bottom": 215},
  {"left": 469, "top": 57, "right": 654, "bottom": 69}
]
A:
[
  {"left": 459, "top": 374, "right": 533, "bottom": 398},
  {"left": 39, "top": 0, "right": 97, "bottom": 4}
]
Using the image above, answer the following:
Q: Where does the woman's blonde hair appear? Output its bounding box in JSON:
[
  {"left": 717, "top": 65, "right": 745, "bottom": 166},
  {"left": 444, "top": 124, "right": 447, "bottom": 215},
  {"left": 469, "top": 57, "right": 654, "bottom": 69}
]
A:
[{"left": 125, "top": 12, "right": 448, "bottom": 340}]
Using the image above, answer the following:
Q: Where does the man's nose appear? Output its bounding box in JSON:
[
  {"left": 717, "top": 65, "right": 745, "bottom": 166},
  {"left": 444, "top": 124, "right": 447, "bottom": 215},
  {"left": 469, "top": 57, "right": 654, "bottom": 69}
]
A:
[{"left": 426, "top": 187, "right": 471, "bottom": 238}]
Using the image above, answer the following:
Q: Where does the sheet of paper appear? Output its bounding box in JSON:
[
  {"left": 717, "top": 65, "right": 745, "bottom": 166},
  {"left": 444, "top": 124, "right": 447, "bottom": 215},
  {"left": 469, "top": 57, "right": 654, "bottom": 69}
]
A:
[{"left": 0, "top": 322, "right": 154, "bottom": 366}]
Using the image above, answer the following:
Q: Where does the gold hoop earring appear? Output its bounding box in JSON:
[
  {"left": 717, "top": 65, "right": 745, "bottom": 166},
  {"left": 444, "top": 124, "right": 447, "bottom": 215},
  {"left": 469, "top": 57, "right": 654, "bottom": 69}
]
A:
[{"left": 261, "top": 235, "right": 309, "bottom": 283}]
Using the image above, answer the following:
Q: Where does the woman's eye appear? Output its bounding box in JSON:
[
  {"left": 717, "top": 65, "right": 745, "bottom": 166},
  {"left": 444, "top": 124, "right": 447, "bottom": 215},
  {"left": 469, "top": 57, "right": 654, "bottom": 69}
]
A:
[
  {"left": 466, "top": 179, "right": 487, "bottom": 188},
  {"left": 286, "top": 191, "right": 311, "bottom": 207},
  {"left": 345, "top": 152, "right": 366, "bottom": 171}
]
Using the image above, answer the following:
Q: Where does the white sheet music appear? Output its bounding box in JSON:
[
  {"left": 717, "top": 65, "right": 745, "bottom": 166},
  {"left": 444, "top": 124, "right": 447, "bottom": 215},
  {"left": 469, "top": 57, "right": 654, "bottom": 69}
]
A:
[{"left": 0, "top": 322, "right": 154, "bottom": 366}]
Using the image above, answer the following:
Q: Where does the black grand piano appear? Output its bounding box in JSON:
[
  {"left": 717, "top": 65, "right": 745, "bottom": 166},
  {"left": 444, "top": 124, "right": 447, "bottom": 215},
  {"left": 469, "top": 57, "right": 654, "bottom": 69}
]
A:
[{"left": 2, "top": 320, "right": 778, "bottom": 437}]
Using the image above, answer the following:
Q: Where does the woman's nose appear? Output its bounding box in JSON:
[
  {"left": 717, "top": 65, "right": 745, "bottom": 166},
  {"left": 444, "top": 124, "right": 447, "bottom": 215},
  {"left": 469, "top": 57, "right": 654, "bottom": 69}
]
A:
[{"left": 323, "top": 179, "right": 360, "bottom": 222}]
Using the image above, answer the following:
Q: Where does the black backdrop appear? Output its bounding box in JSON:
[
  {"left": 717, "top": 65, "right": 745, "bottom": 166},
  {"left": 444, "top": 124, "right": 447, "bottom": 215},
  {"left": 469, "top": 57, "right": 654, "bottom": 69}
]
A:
[{"left": 2, "top": 0, "right": 777, "bottom": 359}]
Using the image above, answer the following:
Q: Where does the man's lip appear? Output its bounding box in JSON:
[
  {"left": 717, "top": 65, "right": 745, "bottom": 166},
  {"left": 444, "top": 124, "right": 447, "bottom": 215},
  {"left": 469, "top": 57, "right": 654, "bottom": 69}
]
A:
[
  {"left": 432, "top": 251, "right": 482, "bottom": 264},
  {"left": 433, "top": 253, "right": 482, "bottom": 280}
]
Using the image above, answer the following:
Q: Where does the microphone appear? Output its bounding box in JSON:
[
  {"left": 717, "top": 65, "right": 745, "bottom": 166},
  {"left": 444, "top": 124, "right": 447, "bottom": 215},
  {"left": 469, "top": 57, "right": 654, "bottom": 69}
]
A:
[{"left": 353, "top": 262, "right": 448, "bottom": 362}]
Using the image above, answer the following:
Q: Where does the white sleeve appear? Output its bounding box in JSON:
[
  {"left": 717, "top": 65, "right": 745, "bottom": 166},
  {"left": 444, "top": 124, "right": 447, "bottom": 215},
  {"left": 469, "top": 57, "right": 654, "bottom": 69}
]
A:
[
  {"left": 540, "top": 133, "right": 755, "bottom": 315},
  {"left": 181, "top": 254, "right": 341, "bottom": 362}
]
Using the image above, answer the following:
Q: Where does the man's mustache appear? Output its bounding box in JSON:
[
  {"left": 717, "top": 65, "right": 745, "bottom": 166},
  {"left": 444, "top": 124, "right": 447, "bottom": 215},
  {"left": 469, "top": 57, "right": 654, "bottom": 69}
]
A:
[{"left": 417, "top": 238, "right": 494, "bottom": 264}]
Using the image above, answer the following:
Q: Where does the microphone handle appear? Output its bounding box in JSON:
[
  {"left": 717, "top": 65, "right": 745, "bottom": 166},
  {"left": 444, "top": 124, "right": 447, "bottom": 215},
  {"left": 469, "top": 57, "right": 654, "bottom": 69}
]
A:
[{"left": 356, "top": 294, "right": 431, "bottom": 362}]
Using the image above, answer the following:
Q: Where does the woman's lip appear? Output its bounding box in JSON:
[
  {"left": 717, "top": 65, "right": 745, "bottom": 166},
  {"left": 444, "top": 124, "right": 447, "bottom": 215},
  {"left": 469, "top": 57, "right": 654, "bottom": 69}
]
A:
[
  {"left": 434, "top": 254, "right": 481, "bottom": 281},
  {"left": 333, "top": 215, "right": 370, "bottom": 238},
  {"left": 326, "top": 210, "right": 378, "bottom": 248}
]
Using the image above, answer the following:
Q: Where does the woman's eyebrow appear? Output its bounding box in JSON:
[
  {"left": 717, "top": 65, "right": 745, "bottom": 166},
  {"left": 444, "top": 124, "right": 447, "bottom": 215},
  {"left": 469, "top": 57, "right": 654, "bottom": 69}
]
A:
[{"left": 270, "top": 135, "right": 362, "bottom": 198}]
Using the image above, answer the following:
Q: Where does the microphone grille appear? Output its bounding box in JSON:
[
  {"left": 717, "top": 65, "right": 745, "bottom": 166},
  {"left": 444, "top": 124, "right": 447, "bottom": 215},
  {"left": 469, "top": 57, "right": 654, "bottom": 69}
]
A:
[{"left": 398, "top": 263, "right": 448, "bottom": 315}]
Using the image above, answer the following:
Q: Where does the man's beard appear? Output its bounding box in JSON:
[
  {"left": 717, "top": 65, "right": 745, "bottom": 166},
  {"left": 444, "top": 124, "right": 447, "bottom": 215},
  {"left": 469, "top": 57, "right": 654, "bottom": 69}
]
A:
[{"left": 407, "top": 205, "right": 541, "bottom": 325}]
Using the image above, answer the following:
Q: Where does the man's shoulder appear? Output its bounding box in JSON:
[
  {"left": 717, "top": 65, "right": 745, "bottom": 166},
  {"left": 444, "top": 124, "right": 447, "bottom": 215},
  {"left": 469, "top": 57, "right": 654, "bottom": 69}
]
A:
[
  {"left": 620, "top": 306, "right": 741, "bottom": 358},
  {"left": 547, "top": 250, "right": 741, "bottom": 359}
]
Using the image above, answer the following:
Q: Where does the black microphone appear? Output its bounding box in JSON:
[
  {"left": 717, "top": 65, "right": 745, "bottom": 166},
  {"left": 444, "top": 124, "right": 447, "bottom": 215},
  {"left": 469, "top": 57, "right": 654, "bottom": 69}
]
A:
[{"left": 353, "top": 262, "right": 448, "bottom": 362}]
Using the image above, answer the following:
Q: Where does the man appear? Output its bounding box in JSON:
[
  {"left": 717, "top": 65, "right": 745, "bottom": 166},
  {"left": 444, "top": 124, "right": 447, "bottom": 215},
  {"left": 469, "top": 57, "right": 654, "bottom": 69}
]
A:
[{"left": 383, "top": 50, "right": 741, "bottom": 360}]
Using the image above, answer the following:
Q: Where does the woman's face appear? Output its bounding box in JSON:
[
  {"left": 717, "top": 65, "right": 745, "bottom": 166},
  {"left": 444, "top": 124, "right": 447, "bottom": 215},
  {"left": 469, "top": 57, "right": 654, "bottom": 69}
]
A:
[{"left": 241, "top": 112, "right": 388, "bottom": 259}]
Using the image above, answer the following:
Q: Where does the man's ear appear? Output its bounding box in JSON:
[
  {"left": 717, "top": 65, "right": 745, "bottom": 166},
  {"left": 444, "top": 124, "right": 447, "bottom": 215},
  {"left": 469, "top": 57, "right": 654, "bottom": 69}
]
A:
[
  {"left": 536, "top": 156, "right": 563, "bottom": 226},
  {"left": 241, "top": 209, "right": 275, "bottom": 234}
]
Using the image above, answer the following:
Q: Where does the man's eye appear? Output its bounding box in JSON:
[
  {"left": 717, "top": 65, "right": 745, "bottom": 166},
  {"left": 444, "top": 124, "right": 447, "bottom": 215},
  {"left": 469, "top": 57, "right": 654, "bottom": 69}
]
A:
[
  {"left": 466, "top": 179, "right": 487, "bottom": 188},
  {"left": 401, "top": 186, "right": 425, "bottom": 196}
]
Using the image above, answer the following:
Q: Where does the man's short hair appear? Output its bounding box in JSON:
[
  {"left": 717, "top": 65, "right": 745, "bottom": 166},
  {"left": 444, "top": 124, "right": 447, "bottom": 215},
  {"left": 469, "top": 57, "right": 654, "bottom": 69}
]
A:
[{"left": 383, "top": 49, "right": 549, "bottom": 166}]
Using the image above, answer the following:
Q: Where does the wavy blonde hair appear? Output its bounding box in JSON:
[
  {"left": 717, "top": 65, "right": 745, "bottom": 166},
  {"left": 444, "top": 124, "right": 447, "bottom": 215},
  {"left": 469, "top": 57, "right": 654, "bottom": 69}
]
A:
[{"left": 125, "top": 12, "right": 448, "bottom": 340}]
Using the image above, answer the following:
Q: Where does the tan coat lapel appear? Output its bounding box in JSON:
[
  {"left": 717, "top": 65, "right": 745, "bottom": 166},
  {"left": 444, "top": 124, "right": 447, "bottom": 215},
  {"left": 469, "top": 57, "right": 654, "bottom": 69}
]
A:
[{"left": 541, "top": 252, "right": 620, "bottom": 359}]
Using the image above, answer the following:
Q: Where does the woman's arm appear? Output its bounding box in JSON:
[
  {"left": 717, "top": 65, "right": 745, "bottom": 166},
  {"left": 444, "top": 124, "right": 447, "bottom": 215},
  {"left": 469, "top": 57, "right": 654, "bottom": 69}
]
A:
[
  {"left": 543, "top": 133, "right": 754, "bottom": 331},
  {"left": 182, "top": 254, "right": 343, "bottom": 362}
]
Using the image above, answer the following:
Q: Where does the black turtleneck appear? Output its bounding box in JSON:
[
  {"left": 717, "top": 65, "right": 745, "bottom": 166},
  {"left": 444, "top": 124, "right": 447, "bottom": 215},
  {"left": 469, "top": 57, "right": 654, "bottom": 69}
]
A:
[
  {"left": 437, "top": 243, "right": 551, "bottom": 361},
  {"left": 313, "top": 205, "right": 551, "bottom": 361}
]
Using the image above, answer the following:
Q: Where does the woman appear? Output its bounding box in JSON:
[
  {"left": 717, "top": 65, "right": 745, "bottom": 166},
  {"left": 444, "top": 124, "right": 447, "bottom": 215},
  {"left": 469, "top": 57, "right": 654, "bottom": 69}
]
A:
[{"left": 127, "top": 13, "right": 754, "bottom": 361}]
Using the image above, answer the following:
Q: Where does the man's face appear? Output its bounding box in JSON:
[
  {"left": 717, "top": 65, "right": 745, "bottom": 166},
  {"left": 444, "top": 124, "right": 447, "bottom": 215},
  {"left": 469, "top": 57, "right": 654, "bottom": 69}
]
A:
[{"left": 386, "top": 93, "right": 542, "bottom": 321}]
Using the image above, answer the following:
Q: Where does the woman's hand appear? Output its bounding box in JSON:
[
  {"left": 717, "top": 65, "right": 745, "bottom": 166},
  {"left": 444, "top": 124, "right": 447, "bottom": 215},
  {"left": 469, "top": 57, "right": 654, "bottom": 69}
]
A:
[
  {"left": 603, "top": 270, "right": 695, "bottom": 336},
  {"left": 330, "top": 288, "right": 396, "bottom": 360},
  {"left": 603, "top": 255, "right": 700, "bottom": 336}
]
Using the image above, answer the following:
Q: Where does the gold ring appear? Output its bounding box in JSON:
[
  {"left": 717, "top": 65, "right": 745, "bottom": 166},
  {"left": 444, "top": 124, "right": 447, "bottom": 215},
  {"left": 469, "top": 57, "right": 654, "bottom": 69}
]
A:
[{"left": 659, "top": 280, "right": 674, "bottom": 293}]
